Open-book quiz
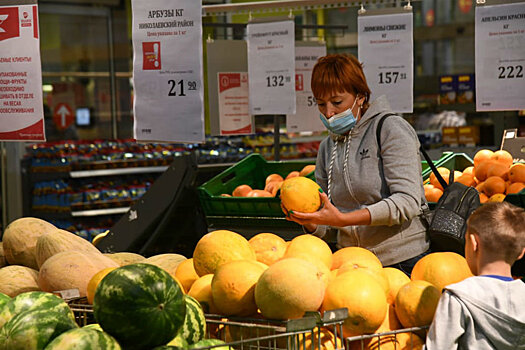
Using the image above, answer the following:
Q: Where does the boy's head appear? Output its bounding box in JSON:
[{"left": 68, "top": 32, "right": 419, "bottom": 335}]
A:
[{"left": 466, "top": 202, "right": 525, "bottom": 275}]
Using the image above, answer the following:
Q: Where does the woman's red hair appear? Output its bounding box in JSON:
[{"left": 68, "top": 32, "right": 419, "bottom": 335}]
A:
[{"left": 311, "top": 54, "right": 371, "bottom": 110}]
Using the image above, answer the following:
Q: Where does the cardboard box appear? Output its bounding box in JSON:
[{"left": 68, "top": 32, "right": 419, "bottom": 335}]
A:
[
  {"left": 442, "top": 127, "right": 459, "bottom": 145},
  {"left": 458, "top": 125, "right": 479, "bottom": 145},
  {"left": 439, "top": 75, "right": 457, "bottom": 105},
  {"left": 456, "top": 74, "right": 475, "bottom": 104}
]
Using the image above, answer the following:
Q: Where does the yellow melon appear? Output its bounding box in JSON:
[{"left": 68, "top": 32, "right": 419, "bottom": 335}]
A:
[
  {"left": 174, "top": 258, "right": 199, "bottom": 293},
  {"left": 193, "top": 230, "right": 256, "bottom": 277},
  {"left": 211, "top": 260, "right": 267, "bottom": 316},
  {"left": 331, "top": 247, "right": 382, "bottom": 270},
  {"left": 187, "top": 274, "right": 218, "bottom": 314},
  {"left": 411, "top": 252, "right": 473, "bottom": 292},
  {"left": 86, "top": 267, "right": 116, "bottom": 304},
  {"left": 284, "top": 234, "right": 333, "bottom": 270},
  {"left": 395, "top": 280, "right": 440, "bottom": 329},
  {"left": 254, "top": 258, "right": 325, "bottom": 320},
  {"left": 383, "top": 267, "right": 410, "bottom": 305},
  {"left": 248, "top": 232, "right": 287, "bottom": 266},
  {"left": 337, "top": 263, "right": 390, "bottom": 299},
  {"left": 280, "top": 177, "right": 321, "bottom": 213}
]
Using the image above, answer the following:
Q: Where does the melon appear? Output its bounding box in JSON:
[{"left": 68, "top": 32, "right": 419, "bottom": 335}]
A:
[
  {"left": 189, "top": 339, "right": 232, "bottom": 350},
  {"left": 38, "top": 251, "right": 118, "bottom": 298},
  {"left": 395, "top": 280, "right": 441, "bottom": 329},
  {"left": 280, "top": 177, "right": 321, "bottom": 213},
  {"left": 254, "top": 258, "right": 325, "bottom": 320},
  {"left": 169, "top": 295, "right": 206, "bottom": 345},
  {"left": 93, "top": 263, "right": 186, "bottom": 349},
  {"left": 0, "top": 293, "right": 10, "bottom": 312},
  {"left": 248, "top": 233, "right": 287, "bottom": 266},
  {"left": 2, "top": 217, "right": 56, "bottom": 269},
  {"left": 193, "top": 230, "right": 256, "bottom": 276},
  {"left": 142, "top": 253, "right": 187, "bottom": 276},
  {"left": 0, "top": 265, "right": 40, "bottom": 297},
  {"left": 411, "top": 252, "right": 473, "bottom": 292},
  {"left": 44, "top": 328, "right": 121, "bottom": 349},
  {"left": 187, "top": 274, "right": 218, "bottom": 314},
  {"left": 86, "top": 267, "right": 117, "bottom": 305},
  {"left": 36, "top": 229, "right": 102, "bottom": 268},
  {"left": 174, "top": 258, "right": 199, "bottom": 293},
  {"left": 103, "top": 252, "right": 145, "bottom": 266},
  {"left": 0, "top": 242, "right": 7, "bottom": 268},
  {"left": 283, "top": 234, "right": 333, "bottom": 270}
]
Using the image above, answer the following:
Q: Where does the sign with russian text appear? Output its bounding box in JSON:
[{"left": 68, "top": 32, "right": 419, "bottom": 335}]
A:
[
  {"left": 287, "top": 44, "right": 326, "bottom": 133},
  {"left": 218, "top": 72, "right": 253, "bottom": 135},
  {"left": 132, "top": 0, "right": 204, "bottom": 142},
  {"left": 247, "top": 20, "right": 296, "bottom": 115},
  {"left": 0, "top": 2, "right": 44, "bottom": 141},
  {"left": 358, "top": 11, "right": 413, "bottom": 113},
  {"left": 475, "top": 2, "right": 525, "bottom": 111}
]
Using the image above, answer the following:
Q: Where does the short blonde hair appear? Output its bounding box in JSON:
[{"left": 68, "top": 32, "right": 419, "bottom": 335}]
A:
[
  {"left": 467, "top": 202, "right": 525, "bottom": 264},
  {"left": 311, "top": 54, "right": 371, "bottom": 110}
]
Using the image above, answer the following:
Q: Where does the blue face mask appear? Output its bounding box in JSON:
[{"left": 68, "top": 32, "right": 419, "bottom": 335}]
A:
[{"left": 319, "top": 98, "right": 359, "bottom": 135}]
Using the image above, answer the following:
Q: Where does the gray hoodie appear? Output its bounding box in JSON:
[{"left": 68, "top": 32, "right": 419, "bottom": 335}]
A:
[
  {"left": 425, "top": 276, "right": 525, "bottom": 349},
  {"left": 311, "top": 95, "right": 429, "bottom": 265}
]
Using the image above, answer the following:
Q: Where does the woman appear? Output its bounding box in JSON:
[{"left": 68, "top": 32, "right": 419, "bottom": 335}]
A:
[{"left": 285, "top": 54, "right": 429, "bottom": 275}]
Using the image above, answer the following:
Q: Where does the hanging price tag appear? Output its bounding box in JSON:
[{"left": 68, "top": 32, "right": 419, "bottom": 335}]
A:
[
  {"left": 0, "top": 2, "right": 45, "bottom": 141},
  {"left": 132, "top": 0, "right": 204, "bottom": 142},
  {"left": 358, "top": 11, "right": 413, "bottom": 113},
  {"left": 286, "top": 43, "right": 326, "bottom": 133},
  {"left": 475, "top": 2, "right": 525, "bottom": 111},
  {"left": 218, "top": 72, "right": 253, "bottom": 135},
  {"left": 247, "top": 20, "right": 296, "bottom": 115}
]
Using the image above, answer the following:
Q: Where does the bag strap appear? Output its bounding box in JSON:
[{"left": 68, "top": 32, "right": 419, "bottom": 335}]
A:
[
  {"left": 375, "top": 113, "right": 396, "bottom": 156},
  {"left": 420, "top": 146, "right": 449, "bottom": 190}
]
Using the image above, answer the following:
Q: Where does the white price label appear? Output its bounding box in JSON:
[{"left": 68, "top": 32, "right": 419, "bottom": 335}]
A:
[
  {"left": 287, "top": 44, "right": 326, "bottom": 133},
  {"left": 358, "top": 12, "right": 413, "bottom": 113},
  {"left": 132, "top": 0, "right": 204, "bottom": 142},
  {"left": 247, "top": 20, "right": 296, "bottom": 115},
  {"left": 0, "top": 3, "right": 45, "bottom": 141},
  {"left": 475, "top": 3, "right": 525, "bottom": 111}
]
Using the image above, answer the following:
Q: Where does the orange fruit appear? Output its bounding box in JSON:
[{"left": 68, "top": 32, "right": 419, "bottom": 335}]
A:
[
  {"left": 285, "top": 171, "right": 300, "bottom": 179},
  {"left": 264, "top": 181, "right": 283, "bottom": 197},
  {"left": 473, "top": 149, "right": 494, "bottom": 168},
  {"left": 394, "top": 280, "right": 440, "bottom": 328},
  {"left": 486, "top": 162, "right": 510, "bottom": 181},
  {"left": 423, "top": 183, "right": 434, "bottom": 191},
  {"left": 509, "top": 163, "right": 525, "bottom": 183},
  {"left": 280, "top": 177, "right": 321, "bottom": 213},
  {"left": 455, "top": 173, "right": 476, "bottom": 187},
  {"left": 491, "top": 150, "right": 514, "bottom": 168},
  {"left": 174, "top": 258, "right": 199, "bottom": 293},
  {"left": 284, "top": 234, "right": 333, "bottom": 269},
  {"left": 323, "top": 269, "right": 388, "bottom": 337},
  {"left": 479, "top": 192, "right": 488, "bottom": 203},
  {"left": 429, "top": 167, "right": 450, "bottom": 191},
  {"left": 331, "top": 246, "right": 382, "bottom": 270},
  {"left": 248, "top": 232, "right": 287, "bottom": 266},
  {"left": 299, "top": 164, "right": 316, "bottom": 177},
  {"left": 488, "top": 193, "right": 506, "bottom": 203},
  {"left": 411, "top": 252, "right": 473, "bottom": 292},
  {"left": 462, "top": 166, "right": 474, "bottom": 176},
  {"left": 232, "top": 184, "right": 252, "bottom": 197},
  {"left": 383, "top": 267, "right": 411, "bottom": 305},
  {"left": 425, "top": 187, "right": 443, "bottom": 203},
  {"left": 483, "top": 176, "right": 506, "bottom": 197},
  {"left": 265, "top": 173, "right": 283, "bottom": 186},
  {"left": 474, "top": 160, "right": 497, "bottom": 182},
  {"left": 246, "top": 189, "right": 273, "bottom": 197},
  {"left": 507, "top": 182, "right": 525, "bottom": 195},
  {"left": 86, "top": 267, "right": 116, "bottom": 304}
]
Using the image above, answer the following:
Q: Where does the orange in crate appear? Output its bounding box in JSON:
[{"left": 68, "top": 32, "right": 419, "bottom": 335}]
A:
[
  {"left": 509, "top": 163, "right": 525, "bottom": 183},
  {"left": 473, "top": 149, "right": 494, "bottom": 168},
  {"left": 491, "top": 149, "right": 514, "bottom": 168}
]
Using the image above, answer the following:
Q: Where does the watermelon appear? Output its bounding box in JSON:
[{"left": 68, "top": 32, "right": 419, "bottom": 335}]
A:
[
  {"left": 167, "top": 334, "right": 189, "bottom": 348},
  {"left": 0, "top": 292, "right": 10, "bottom": 310},
  {"left": 93, "top": 263, "right": 186, "bottom": 350},
  {"left": 190, "top": 339, "right": 233, "bottom": 350},
  {"left": 168, "top": 295, "right": 206, "bottom": 345},
  {"left": 152, "top": 347, "right": 184, "bottom": 350},
  {"left": 82, "top": 323, "right": 104, "bottom": 332},
  {"left": 0, "top": 308, "right": 78, "bottom": 349},
  {"left": 44, "top": 328, "right": 121, "bottom": 349},
  {"left": 0, "top": 291, "right": 75, "bottom": 329}
]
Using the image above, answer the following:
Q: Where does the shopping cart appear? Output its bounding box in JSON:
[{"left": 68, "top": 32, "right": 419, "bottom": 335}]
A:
[{"left": 345, "top": 326, "right": 429, "bottom": 350}]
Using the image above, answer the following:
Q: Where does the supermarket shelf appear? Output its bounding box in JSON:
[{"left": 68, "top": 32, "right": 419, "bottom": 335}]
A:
[
  {"left": 70, "top": 166, "right": 169, "bottom": 178},
  {"left": 71, "top": 207, "right": 130, "bottom": 217}
]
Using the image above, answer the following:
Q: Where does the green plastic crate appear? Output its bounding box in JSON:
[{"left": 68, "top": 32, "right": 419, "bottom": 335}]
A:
[
  {"left": 505, "top": 188, "right": 525, "bottom": 208},
  {"left": 421, "top": 152, "right": 471, "bottom": 180},
  {"left": 421, "top": 151, "right": 453, "bottom": 177},
  {"left": 198, "top": 154, "right": 315, "bottom": 218}
]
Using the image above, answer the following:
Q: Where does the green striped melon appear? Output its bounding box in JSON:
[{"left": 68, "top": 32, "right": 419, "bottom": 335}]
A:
[
  {"left": 0, "top": 308, "right": 78, "bottom": 349},
  {"left": 168, "top": 295, "right": 206, "bottom": 345},
  {"left": 82, "top": 323, "right": 103, "bottom": 332},
  {"left": 190, "top": 339, "right": 233, "bottom": 349},
  {"left": 44, "top": 328, "right": 121, "bottom": 349},
  {"left": 93, "top": 263, "right": 186, "bottom": 349},
  {"left": 0, "top": 291, "right": 75, "bottom": 329},
  {"left": 0, "top": 292, "right": 10, "bottom": 309},
  {"left": 152, "top": 347, "right": 184, "bottom": 350},
  {"left": 166, "top": 336, "right": 188, "bottom": 348}
]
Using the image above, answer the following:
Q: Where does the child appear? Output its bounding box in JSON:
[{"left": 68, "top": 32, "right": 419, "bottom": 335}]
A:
[{"left": 424, "top": 201, "right": 525, "bottom": 349}]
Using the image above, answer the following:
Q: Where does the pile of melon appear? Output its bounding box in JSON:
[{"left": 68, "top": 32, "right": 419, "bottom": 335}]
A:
[
  {"left": 223, "top": 164, "right": 315, "bottom": 197},
  {"left": 424, "top": 149, "right": 525, "bottom": 204}
]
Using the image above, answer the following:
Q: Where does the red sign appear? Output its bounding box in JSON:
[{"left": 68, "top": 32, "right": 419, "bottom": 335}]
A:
[
  {"left": 219, "top": 73, "right": 241, "bottom": 93},
  {"left": 425, "top": 9, "right": 435, "bottom": 27},
  {"left": 458, "top": 0, "right": 472, "bottom": 14},
  {"left": 53, "top": 103, "right": 73, "bottom": 130},
  {"left": 0, "top": 7, "right": 20, "bottom": 42},
  {"left": 295, "top": 74, "right": 304, "bottom": 91},
  {"left": 142, "top": 41, "right": 161, "bottom": 70}
]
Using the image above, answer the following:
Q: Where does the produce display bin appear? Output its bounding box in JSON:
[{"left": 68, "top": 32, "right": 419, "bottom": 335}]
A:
[
  {"left": 421, "top": 152, "right": 473, "bottom": 180},
  {"left": 420, "top": 151, "right": 453, "bottom": 177},
  {"left": 197, "top": 154, "right": 315, "bottom": 218},
  {"left": 345, "top": 326, "right": 430, "bottom": 350}
]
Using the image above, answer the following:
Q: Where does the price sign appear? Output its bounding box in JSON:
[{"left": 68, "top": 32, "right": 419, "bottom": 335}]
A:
[
  {"left": 0, "top": 1, "right": 45, "bottom": 141},
  {"left": 287, "top": 44, "right": 326, "bottom": 133},
  {"left": 218, "top": 72, "right": 253, "bottom": 135},
  {"left": 358, "top": 11, "right": 413, "bottom": 113},
  {"left": 475, "top": 2, "right": 525, "bottom": 111},
  {"left": 132, "top": 0, "right": 204, "bottom": 142},
  {"left": 247, "top": 20, "right": 296, "bottom": 115}
]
